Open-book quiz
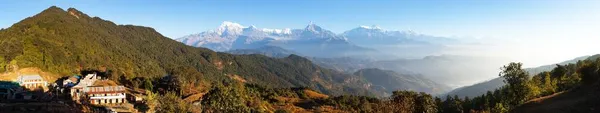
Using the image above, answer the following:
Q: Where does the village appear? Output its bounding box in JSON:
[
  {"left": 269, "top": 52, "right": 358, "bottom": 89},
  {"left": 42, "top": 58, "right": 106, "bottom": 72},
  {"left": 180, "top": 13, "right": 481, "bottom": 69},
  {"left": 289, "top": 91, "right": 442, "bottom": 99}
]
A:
[{"left": 0, "top": 70, "right": 144, "bottom": 112}]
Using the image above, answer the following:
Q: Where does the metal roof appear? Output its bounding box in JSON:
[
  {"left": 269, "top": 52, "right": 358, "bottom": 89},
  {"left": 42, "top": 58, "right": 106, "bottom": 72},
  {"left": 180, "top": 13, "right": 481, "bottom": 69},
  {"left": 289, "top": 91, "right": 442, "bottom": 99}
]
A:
[
  {"left": 84, "top": 86, "right": 126, "bottom": 94},
  {"left": 16, "top": 74, "right": 44, "bottom": 81}
]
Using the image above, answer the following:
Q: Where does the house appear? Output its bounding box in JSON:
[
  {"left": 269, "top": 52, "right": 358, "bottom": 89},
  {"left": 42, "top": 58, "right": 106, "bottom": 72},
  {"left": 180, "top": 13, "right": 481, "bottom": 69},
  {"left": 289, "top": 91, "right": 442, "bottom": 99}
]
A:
[
  {"left": 84, "top": 86, "right": 127, "bottom": 105},
  {"left": 71, "top": 74, "right": 98, "bottom": 101},
  {"left": 63, "top": 75, "right": 81, "bottom": 87},
  {"left": 16, "top": 74, "right": 48, "bottom": 90}
]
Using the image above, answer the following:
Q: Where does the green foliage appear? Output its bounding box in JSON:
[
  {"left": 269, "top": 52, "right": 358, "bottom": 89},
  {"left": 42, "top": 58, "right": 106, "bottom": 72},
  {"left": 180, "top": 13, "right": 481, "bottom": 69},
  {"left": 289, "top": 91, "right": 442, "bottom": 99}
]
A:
[
  {"left": 0, "top": 56, "right": 6, "bottom": 72},
  {"left": 155, "top": 92, "right": 191, "bottom": 113},
  {"left": 578, "top": 61, "right": 599, "bottom": 85},
  {"left": 491, "top": 103, "right": 508, "bottom": 113},
  {"left": 144, "top": 90, "right": 158, "bottom": 112},
  {"left": 143, "top": 78, "right": 153, "bottom": 91},
  {"left": 416, "top": 92, "right": 438, "bottom": 113},
  {"left": 499, "top": 62, "right": 531, "bottom": 107},
  {"left": 325, "top": 95, "right": 380, "bottom": 112},
  {"left": 201, "top": 84, "right": 252, "bottom": 112},
  {"left": 439, "top": 59, "right": 600, "bottom": 113}
]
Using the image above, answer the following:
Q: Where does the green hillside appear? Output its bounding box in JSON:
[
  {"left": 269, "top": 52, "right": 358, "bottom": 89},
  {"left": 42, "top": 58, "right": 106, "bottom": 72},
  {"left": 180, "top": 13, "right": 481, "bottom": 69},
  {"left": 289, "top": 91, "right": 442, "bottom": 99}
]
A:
[{"left": 0, "top": 6, "right": 375, "bottom": 96}]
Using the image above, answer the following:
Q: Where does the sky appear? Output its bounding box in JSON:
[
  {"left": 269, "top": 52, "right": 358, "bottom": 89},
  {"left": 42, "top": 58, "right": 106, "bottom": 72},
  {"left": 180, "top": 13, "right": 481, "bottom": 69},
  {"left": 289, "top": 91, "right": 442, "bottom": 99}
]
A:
[{"left": 1, "top": 0, "right": 600, "bottom": 68}]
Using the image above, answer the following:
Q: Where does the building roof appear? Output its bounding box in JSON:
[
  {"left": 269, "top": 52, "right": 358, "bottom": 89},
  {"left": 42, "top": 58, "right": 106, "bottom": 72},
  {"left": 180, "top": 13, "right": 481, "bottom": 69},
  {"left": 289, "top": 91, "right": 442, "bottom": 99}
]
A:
[
  {"left": 84, "top": 86, "right": 126, "bottom": 94},
  {"left": 73, "top": 74, "right": 97, "bottom": 88},
  {"left": 16, "top": 74, "right": 44, "bottom": 82},
  {"left": 68, "top": 76, "right": 79, "bottom": 83}
]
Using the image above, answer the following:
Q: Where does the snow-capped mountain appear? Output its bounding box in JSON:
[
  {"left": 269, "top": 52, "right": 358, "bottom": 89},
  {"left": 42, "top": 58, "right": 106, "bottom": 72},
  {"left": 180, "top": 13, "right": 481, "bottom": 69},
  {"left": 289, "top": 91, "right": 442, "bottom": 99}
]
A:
[
  {"left": 343, "top": 25, "right": 456, "bottom": 45},
  {"left": 176, "top": 21, "right": 293, "bottom": 51},
  {"left": 177, "top": 21, "right": 390, "bottom": 59},
  {"left": 342, "top": 25, "right": 459, "bottom": 58}
]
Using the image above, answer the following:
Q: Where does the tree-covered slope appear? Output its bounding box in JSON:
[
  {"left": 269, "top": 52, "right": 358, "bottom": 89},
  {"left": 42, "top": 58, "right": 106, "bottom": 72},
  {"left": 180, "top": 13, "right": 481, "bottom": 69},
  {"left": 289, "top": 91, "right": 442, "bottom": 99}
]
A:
[
  {"left": 445, "top": 54, "right": 600, "bottom": 98},
  {"left": 354, "top": 68, "right": 450, "bottom": 95},
  {"left": 225, "top": 46, "right": 299, "bottom": 58},
  {"left": 0, "top": 6, "right": 376, "bottom": 96}
]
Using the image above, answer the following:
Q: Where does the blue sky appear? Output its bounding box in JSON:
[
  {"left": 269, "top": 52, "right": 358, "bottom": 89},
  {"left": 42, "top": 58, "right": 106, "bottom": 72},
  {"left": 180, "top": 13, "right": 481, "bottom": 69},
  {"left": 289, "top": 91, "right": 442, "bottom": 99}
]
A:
[{"left": 2, "top": 0, "right": 600, "bottom": 67}]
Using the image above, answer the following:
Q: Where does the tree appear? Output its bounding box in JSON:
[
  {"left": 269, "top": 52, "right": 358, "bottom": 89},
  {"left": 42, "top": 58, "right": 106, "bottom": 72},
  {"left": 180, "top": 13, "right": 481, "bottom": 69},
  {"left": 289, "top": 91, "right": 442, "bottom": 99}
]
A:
[
  {"left": 156, "top": 92, "right": 190, "bottom": 113},
  {"left": 499, "top": 62, "right": 531, "bottom": 107},
  {"left": 0, "top": 56, "right": 6, "bottom": 72},
  {"left": 201, "top": 85, "right": 251, "bottom": 112},
  {"left": 415, "top": 92, "right": 437, "bottom": 113},
  {"left": 157, "top": 75, "right": 182, "bottom": 95},
  {"left": 441, "top": 95, "right": 463, "bottom": 113},
  {"left": 551, "top": 65, "right": 570, "bottom": 90},
  {"left": 491, "top": 103, "right": 508, "bottom": 113},
  {"left": 390, "top": 91, "right": 417, "bottom": 113},
  {"left": 144, "top": 78, "right": 154, "bottom": 91},
  {"left": 541, "top": 72, "right": 557, "bottom": 95},
  {"left": 144, "top": 90, "right": 158, "bottom": 112},
  {"left": 435, "top": 97, "right": 443, "bottom": 113},
  {"left": 462, "top": 96, "right": 472, "bottom": 112},
  {"left": 578, "top": 62, "right": 599, "bottom": 85}
]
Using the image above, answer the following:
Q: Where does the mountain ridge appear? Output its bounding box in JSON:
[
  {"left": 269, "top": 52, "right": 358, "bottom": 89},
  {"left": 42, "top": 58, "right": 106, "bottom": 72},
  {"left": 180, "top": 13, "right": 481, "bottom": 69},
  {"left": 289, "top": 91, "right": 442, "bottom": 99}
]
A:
[{"left": 177, "top": 21, "right": 410, "bottom": 60}]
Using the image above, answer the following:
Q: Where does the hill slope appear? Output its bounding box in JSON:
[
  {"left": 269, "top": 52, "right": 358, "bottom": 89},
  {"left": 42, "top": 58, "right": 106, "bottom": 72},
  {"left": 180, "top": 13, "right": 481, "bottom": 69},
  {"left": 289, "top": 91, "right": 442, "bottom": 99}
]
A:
[
  {"left": 226, "top": 47, "right": 449, "bottom": 95},
  {"left": 354, "top": 68, "right": 450, "bottom": 95},
  {"left": 0, "top": 6, "right": 378, "bottom": 96},
  {"left": 513, "top": 80, "right": 600, "bottom": 112},
  {"left": 446, "top": 54, "right": 599, "bottom": 98}
]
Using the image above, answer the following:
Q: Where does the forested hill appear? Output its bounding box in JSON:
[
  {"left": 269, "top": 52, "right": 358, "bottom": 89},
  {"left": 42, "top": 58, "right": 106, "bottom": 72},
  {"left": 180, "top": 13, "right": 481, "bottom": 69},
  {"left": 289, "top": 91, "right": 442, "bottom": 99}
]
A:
[
  {"left": 0, "top": 6, "right": 378, "bottom": 96},
  {"left": 354, "top": 68, "right": 451, "bottom": 95},
  {"left": 445, "top": 54, "right": 600, "bottom": 98}
]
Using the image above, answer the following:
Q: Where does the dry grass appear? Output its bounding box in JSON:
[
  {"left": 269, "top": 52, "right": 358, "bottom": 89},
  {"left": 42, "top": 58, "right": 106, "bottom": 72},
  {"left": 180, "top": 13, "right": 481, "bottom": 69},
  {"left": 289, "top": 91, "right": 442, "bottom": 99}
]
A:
[
  {"left": 275, "top": 96, "right": 302, "bottom": 103},
  {"left": 303, "top": 89, "right": 329, "bottom": 99},
  {"left": 228, "top": 74, "right": 247, "bottom": 83},
  {"left": 183, "top": 92, "right": 206, "bottom": 103},
  {"left": 272, "top": 104, "right": 310, "bottom": 113}
]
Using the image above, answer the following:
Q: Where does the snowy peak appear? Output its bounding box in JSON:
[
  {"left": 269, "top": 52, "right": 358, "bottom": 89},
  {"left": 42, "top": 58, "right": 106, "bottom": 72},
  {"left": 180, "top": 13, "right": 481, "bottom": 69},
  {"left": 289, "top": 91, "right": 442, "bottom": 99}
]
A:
[
  {"left": 220, "top": 21, "right": 244, "bottom": 28},
  {"left": 248, "top": 25, "right": 258, "bottom": 29},
  {"left": 359, "top": 25, "right": 382, "bottom": 30},
  {"left": 214, "top": 21, "right": 245, "bottom": 35},
  {"left": 305, "top": 23, "right": 324, "bottom": 33},
  {"left": 262, "top": 28, "right": 292, "bottom": 34}
]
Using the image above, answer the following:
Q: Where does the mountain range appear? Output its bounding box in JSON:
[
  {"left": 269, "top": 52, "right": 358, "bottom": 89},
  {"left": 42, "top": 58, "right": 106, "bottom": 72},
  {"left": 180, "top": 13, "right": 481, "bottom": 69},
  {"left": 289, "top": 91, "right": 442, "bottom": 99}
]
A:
[
  {"left": 177, "top": 21, "right": 458, "bottom": 60},
  {"left": 342, "top": 25, "right": 458, "bottom": 58},
  {"left": 176, "top": 22, "right": 387, "bottom": 59}
]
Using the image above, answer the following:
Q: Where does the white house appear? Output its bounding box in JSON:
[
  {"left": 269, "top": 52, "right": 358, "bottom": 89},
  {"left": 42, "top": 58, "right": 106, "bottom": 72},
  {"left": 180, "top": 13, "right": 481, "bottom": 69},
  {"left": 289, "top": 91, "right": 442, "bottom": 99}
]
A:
[
  {"left": 84, "top": 85, "right": 127, "bottom": 105},
  {"left": 16, "top": 74, "right": 47, "bottom": 90}
]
